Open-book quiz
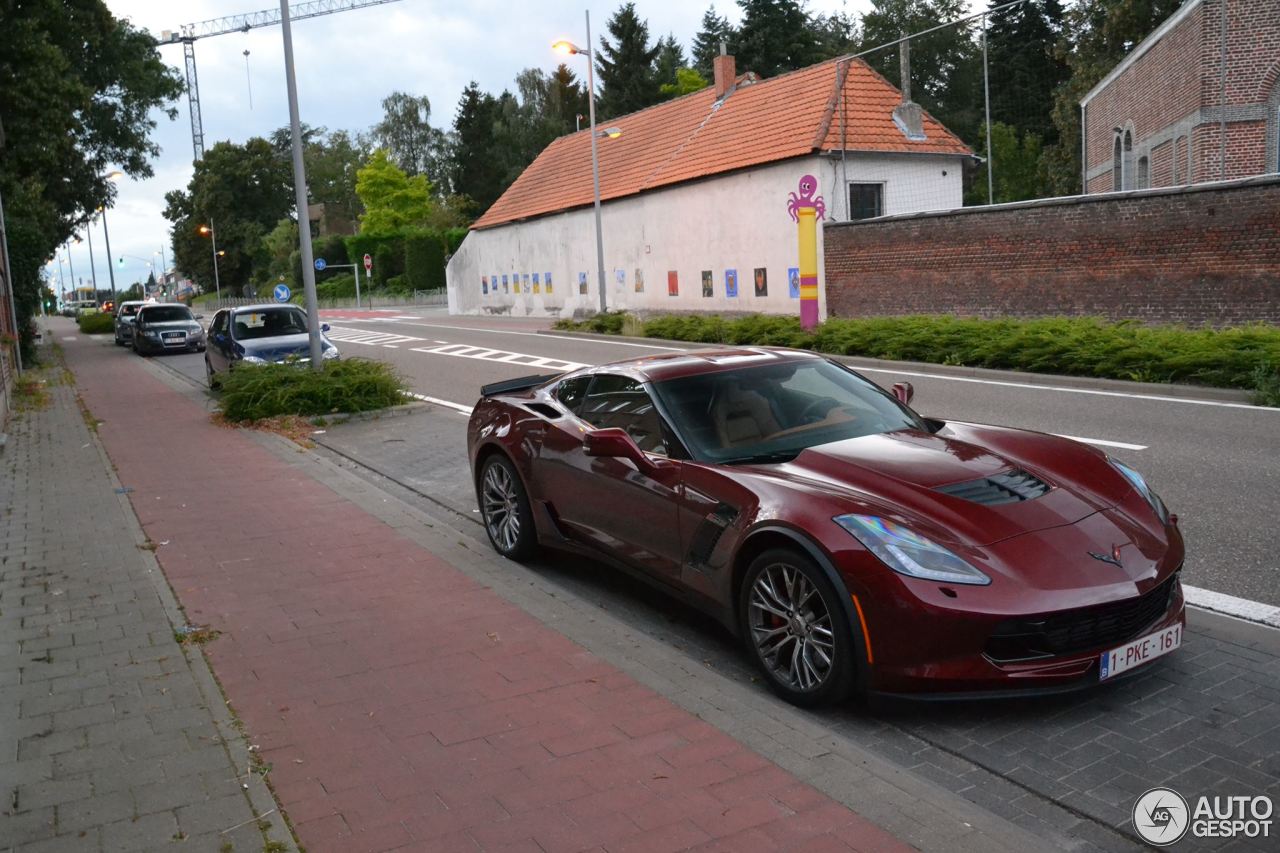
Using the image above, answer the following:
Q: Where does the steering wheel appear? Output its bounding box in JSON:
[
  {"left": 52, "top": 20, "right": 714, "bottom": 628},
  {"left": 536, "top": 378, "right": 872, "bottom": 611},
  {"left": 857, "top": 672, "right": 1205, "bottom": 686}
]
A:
[{"left": 797, "top": 397, "right": 840, "bottom": 425}]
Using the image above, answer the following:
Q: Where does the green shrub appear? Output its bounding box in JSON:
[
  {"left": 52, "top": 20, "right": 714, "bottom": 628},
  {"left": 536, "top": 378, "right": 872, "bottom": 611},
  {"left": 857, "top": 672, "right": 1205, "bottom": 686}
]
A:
[
  {"left": 314, "top": 235, "right": 349, "bottom": 267},
  {"left": 554, "top": 311, "right": 628, "bottom": 334},
  {"left": 567, "top": 312, "right": 1280, "bottom": 396},
  {"left": 217, "top": 358, "right": 410, "bottom": 422},
  {"left": 373, "top": 241, "right": 403, "bottom": 286},
  {"left": 77, "top": 312, "right": 115, "bottom": 334},
  {"left": 315, "top": 273, "right": 357, "bottom": 300},
  {"left": 444, "top": 227, "right": 468, "bottom": 256},
  {"left": 383, "top": 275, "right": 411, "bottom": 296},
  {"left": 404, "top": 230, "right": 446, "bottom": 292}
]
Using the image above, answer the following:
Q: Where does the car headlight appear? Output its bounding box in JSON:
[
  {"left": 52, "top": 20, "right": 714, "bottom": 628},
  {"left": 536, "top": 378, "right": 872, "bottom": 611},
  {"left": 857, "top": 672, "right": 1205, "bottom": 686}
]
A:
[
  {"left": 321, "top": 346, "right": 340, "bottom": 360},
  {"left": 834, "top": 514, "right": 991, "bottom": 586},
  {"left": 1108, "top": 458, "right": 1169, "bottom": 524},
  {"left": 143, "top": 330, "right": 160, "bottom": 338},
  {"left": 241, "top": 355, "right": 267, "bottom": 365}
]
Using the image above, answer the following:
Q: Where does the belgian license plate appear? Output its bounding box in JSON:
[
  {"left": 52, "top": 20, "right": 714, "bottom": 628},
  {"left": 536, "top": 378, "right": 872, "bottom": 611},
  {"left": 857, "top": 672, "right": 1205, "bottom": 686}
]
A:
[{"left": 1099, "top": 623, "right": 1181, "bottom": 680}]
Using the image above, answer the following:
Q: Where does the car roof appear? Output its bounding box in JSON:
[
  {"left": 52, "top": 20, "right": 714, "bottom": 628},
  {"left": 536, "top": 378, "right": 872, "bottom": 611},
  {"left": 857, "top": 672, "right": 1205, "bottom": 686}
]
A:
[
  {"left": 230, "top": 303, "right": 302, "bottom": 313},
  {"left": 576, "top": 346, "right": 824, "bottom": 383},
  {"left": 138, "top": 302, "right": 189, "bottom": 309}
]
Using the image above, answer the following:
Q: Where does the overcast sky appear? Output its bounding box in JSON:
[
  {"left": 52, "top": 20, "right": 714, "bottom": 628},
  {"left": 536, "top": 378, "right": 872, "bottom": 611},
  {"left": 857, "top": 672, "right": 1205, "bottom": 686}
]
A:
[{"left": 56, "top": 0, "right": 871, "bottom": 293}]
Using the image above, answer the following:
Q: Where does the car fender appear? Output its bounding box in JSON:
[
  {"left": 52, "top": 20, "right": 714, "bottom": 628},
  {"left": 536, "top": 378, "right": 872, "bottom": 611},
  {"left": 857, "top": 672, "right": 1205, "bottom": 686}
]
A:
[{"left": 734, "top": 522, "right": 872, "bottom": 686}]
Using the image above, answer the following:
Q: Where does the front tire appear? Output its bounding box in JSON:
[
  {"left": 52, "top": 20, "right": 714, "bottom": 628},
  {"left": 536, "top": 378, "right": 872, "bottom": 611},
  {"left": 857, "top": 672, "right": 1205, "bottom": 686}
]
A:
[
  {"left": 477, "top": 454, "right": 538, "bottom": 561},
  {"left": 205, "top": 358, "right": 220, "bottom": 389},
  {"left": 741, "top": 548, "right": 856, "bottom": 707}
]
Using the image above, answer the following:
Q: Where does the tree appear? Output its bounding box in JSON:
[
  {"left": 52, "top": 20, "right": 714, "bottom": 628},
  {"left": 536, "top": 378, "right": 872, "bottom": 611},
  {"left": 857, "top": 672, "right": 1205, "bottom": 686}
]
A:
[
  {"left": 660, "top": 68, "right": 711, "bottom": 99},
  {"left": 859, "top": 0, "right": 983, "bottom": 146},
  {"left": 986, "top": 0, "right": 1067, "bottom": 146},
  {"left": 305, "top": 129, "right": 369, "bottom": 227},
  {"left": 372, "top": 92, "right": 451, "bottom": 186},
  {"left": 355, "top": 149, "right": 435, "bottom": 235},
  {"left": 811, "top": 9, "right": 860, "bottom": 61},
  {"left": 1040, "top": 0, "right": 1183, "bottom": 194},
  {"left": 595, "top": 3, "right": 662, "bottom": 118},
  {"left": 733, "top": 0, "right": 820, "bottom": 78},
  {"left": 654, "top": 34, "right": 685, "bottom": 91},
  {"left": 162, "top": 138, "right": 293, "bottom": 294},
  {"left": 451, "top": 83, "right": 507, "bottom": 213},
  {"left": 692, "top": 5, "right": 735, "bottom": 79},
  {"left": 548, "top": 64, "right": 590, "bottom": 134},
  {"left": 0, "top": 0, "right": 182, "bottom": 358},
  {"left": 965, "top": 122, "right": 1045, "bottom": 204}
]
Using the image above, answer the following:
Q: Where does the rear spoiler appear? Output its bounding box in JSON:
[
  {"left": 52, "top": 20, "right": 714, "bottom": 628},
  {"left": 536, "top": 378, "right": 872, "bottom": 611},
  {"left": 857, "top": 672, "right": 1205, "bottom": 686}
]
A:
[{"left": 480, "top": 373, "right": 563, "bottom": 398}]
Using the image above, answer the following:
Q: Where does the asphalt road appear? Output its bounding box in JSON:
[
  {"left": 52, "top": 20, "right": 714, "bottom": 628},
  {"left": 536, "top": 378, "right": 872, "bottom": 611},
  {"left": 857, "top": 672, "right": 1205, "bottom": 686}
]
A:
[{"left": 140, "top": 308, "right": 1278, "bottom": 608}]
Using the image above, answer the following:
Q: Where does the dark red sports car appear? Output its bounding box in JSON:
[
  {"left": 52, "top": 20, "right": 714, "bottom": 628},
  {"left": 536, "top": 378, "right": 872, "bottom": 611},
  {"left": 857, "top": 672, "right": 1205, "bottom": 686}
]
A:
[{"left": 467, "top": 348, "right": 1184, "bottom": 705}]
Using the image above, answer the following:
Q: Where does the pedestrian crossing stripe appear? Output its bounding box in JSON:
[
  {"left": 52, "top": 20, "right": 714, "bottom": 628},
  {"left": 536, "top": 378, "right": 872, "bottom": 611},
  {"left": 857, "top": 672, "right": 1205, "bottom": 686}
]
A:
[{"left": 408, "top": 343, "right": 586, "bottom": 371}]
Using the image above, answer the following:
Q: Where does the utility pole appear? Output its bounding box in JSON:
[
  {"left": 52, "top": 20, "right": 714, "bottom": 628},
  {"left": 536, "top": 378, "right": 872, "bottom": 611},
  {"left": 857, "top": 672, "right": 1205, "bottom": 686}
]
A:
[{"left": 278, "top": 0, "right": 324, "bottom": 370}]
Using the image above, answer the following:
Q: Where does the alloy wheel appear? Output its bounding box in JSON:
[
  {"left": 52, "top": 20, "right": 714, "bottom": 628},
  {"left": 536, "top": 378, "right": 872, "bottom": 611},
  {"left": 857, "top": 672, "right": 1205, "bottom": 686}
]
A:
[
  {"left": 481, "top": 461, "right": 521, "bottom": 553},
  {"left": 747, "top": 562, "right": 837, "bottom": 692}
]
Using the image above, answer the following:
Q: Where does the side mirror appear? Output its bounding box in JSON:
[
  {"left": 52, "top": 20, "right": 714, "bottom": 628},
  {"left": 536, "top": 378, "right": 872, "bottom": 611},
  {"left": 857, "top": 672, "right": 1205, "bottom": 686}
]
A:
[
  {"left": 214, "top": 333, "right": 227, "bottom": 344},
  {"left": 321, "top": 322, "right": 331, "bottom": 332},
  {"left": 892, "top": 382, "right": 914, "bottom": 406},
  {"left": 583, "top": 428, "right": 660, "bottom": 475}
]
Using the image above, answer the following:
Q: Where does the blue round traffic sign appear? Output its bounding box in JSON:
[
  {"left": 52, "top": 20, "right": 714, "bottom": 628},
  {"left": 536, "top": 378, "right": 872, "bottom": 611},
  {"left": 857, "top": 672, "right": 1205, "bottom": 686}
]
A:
[
  {"left": 273, "top": 283, "right": 291, "bottom": 303},
  {"left": 314, "top": 258, "right": 327, "bottom": 272}
]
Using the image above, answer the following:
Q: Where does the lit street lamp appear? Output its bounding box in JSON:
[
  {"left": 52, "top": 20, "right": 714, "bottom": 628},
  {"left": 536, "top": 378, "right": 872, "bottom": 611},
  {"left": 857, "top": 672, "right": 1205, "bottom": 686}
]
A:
[
  {"left": 553, "top": 15, "right": 610, "bottom": 314},
  {"left": 197, "top": 223, "right": 222, "bottom": 300}
]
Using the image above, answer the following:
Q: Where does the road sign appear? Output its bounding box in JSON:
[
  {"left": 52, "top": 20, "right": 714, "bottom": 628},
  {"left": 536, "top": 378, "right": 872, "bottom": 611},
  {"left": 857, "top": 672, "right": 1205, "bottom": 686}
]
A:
[
  {"left": 314, "top": 257, "right": 327, "bottom": 272},
  {"left": 363, "top": 253, "right": 373, "bottom": 273},
  {"left": 273, "top": 283, "right": 291, "bottom": 303}
]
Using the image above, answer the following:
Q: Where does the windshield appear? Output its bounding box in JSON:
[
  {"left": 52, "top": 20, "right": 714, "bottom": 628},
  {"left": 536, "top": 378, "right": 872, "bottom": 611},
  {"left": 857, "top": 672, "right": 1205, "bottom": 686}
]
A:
[
  {"left": 651, "top": 359, "right": 927, "bottom": 464},
  {"left": 120, "top": 304, "right": 139, "bottom": 316},
  {"left": 232, "top": 308, "right": 308, "bottom": 340},
  {"left": 140, "top": 306, "right": 193, "bottom": 323}
]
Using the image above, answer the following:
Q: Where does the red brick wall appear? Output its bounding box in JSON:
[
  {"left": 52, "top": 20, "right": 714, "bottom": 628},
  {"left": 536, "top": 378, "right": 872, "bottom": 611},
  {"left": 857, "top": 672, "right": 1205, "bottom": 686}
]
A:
[{"left": 823, "top": 176, "right": 1280, "bottom": 326}]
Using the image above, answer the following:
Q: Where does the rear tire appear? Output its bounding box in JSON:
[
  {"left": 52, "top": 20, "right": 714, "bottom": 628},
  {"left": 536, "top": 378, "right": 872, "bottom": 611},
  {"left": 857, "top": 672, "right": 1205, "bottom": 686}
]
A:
[
  {"left": 740, "top": 548, "right": 856, "bottom": 707},
  {"left": 477, "top": 454, "right": 538, "bottom": 561}
]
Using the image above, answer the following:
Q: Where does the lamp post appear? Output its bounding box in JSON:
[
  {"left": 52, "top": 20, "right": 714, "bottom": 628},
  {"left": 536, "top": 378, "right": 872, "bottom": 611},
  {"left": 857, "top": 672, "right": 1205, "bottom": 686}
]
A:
[
  {"left": 84, "top": 224, "right": 100, "bottom": 298},
  {"left": 553, "top": 14, "right": 609, "bottom": 314},
  {"left": 155, "top": 247, "right": 168, "bottom": 296},
  {"left": 97, "top": 170, "right": 123, "bottom": 307},
  {"left": 197, "top": 223, "right": 221, "bottom": 300}
]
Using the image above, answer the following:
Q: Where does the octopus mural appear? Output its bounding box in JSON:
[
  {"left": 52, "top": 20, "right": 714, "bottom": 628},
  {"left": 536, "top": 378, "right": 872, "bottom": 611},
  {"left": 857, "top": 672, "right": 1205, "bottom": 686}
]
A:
[{"left": 786, "top": 174, "right": 826, "bottom": 222}]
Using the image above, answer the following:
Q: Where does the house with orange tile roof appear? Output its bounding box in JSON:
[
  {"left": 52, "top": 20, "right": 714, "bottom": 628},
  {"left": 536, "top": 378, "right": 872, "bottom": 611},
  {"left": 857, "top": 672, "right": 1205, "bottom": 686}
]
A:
[{"left": 447, "top": 52, "right": 973, "bottom": 318}]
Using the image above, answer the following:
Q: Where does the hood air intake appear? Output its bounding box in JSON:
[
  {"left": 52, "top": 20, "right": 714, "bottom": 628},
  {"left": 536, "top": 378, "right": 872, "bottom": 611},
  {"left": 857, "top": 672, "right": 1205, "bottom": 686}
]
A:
[{"left": 936, "top": 469, "right": 1050, "bottom": 506}]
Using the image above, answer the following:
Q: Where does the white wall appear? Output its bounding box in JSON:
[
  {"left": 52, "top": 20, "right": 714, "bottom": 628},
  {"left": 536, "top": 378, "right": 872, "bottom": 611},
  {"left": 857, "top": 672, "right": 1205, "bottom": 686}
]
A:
[{"left": 446, "top": 153, "right": 964, "bottom": 318}]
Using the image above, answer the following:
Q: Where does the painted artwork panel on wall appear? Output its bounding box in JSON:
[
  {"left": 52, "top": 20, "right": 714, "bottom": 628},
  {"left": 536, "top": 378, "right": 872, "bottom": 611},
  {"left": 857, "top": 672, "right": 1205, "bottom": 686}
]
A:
[
  {"left": 512, "top": 273, "right": 520, "bottom": 294},
  {"left": 502, "top": 274, "right": 509, "bottom": 294},
  {"left": 482, "top": 276, "right": 488, "bottom": 295},
  {"left": 578, "top": 272, "right": 588, "bottom": 295},
  {"left": 523, "top": 273, "right": 531, "bottom": 293},
  {"left": 725, "top": 269, "right": 738, "bottom": 298},
  {"left": 532, "top": 272, "right": 541, "bottom": 294},
  {"left": 701, "top": 270, "right": 713, "bottom": 297},
  {"left": 635, "top": 268, "right": 644, "bottom": 294},
  {"left": 615, "top": 269, "right": 626, "bottom": 291},
  {"left": 493, "top": 273, "right": 500, "bottom": 295},
  {"left": 667, "top": 271, "right": 678, "bottom": 297},
  {"left": 544, "top": 272, "right": 553, "bottom": 293},
  {"left": 753, "top": 267, "right": 767, "bottom": 297},
  {"left": 788, "top": 267, "right": 800, "bottom": 298}
]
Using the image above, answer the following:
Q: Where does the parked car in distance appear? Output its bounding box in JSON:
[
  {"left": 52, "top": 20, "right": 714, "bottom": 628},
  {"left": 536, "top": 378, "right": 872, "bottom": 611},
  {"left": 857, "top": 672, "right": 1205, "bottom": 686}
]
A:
[
  {"left": 204, "top": 304, "right": 339, "bottom": 387},
  {"left": 73, "top": 300, "right": 99, "bottom": 317},
  {"left": 132, "top": 303, "right": 206, "bottom": 356},
  {"left": 468, "top": 348, "right": 1185, "bottom": 707},
  {"left": 113, "top": 301, "right": 147, "bottom": 346}
]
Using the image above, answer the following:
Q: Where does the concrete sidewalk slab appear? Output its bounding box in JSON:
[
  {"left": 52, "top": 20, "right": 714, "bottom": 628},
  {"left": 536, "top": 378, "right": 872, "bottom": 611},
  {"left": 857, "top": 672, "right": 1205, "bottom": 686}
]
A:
[
  {"left": 0, "top": 348, "right": 289, "bottom": 853},
  {"left": 55, "top": 330, "right": 1052, "bottom": 851}
]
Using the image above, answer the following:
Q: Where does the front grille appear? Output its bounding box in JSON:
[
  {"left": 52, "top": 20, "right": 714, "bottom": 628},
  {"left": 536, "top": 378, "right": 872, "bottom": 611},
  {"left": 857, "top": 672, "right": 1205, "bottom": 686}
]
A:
[
  {"left": 985, "top": 573, "right": 1179, "bottom": 663},
  {"left": 936, "top": 469, "right": 1050, "bottom": 505}
]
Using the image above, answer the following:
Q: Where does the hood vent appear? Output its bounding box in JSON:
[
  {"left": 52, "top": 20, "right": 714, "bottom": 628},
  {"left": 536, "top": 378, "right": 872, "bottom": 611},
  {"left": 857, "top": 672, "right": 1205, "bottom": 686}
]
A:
[{"left": 936, "top": 469, "right": 1050, "bottom": 505}]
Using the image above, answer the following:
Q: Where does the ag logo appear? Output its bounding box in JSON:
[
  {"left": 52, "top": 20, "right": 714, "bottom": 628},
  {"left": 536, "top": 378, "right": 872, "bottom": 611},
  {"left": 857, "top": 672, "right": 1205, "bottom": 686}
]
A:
[{"left": 1134, "top": 787, "right": 1190, "bottom": 846}]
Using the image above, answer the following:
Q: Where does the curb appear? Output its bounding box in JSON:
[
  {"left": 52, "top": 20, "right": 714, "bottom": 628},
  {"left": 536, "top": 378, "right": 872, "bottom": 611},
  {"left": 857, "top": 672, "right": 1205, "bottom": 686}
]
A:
[{"left": 539, "top": 329, "right": 1257, "bottom": 405}]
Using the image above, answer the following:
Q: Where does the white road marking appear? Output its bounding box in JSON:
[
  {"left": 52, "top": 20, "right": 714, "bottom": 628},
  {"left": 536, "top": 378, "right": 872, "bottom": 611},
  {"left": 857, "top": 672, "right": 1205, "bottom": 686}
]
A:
[
  {"left": 342, "top": 319, "right": 689, "bottom": 351},
  {"left": 853, "top": 366, "right": 1273, "bottom": 412},
  {"left": 1184, "top": 584, "right": 1280, "bottom": 629},
  {"left": 325, "top": 326, "right": 424, "bottom": 347},
  {"left": 408, "top": 343, "right": 587, "bottom": 371},
  {"left": 1053, "top": 434, "right": 1148, "bottom": 451},
  {"left": 407, "top": 392, "right": 473, "bottom": 416}
]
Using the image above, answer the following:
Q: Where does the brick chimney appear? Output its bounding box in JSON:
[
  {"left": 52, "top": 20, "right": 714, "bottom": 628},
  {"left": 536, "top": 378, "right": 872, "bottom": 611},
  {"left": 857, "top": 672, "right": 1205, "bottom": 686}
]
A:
[{"left": 713, "top": 43, "right": 736, "bottom": 100}]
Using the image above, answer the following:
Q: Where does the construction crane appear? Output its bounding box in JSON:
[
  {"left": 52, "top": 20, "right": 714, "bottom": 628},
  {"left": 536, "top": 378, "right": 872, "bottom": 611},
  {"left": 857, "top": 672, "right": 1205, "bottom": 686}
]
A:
[{"left": 160, "top": 0, "right": 406, "bottom": 163}]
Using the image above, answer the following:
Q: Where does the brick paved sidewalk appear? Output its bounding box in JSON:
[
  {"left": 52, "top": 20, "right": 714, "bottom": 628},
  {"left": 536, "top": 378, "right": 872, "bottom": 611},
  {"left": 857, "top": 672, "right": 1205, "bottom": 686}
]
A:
[
  {"left": 0, "top": 350, "right": 288, "bottom": 852},
  {"left": 58, "top": 345, "right": 932, "bottom": 850}
]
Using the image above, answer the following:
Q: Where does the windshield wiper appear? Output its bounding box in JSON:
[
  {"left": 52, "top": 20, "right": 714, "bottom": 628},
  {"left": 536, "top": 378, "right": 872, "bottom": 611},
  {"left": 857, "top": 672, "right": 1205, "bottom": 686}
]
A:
[{"left": 722, "top": 451, "right": 799, "bottom": 466}]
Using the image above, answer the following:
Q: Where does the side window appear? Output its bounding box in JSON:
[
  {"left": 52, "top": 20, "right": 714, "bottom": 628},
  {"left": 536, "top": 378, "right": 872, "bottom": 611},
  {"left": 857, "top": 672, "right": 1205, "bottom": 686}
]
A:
[
  {"left": 848, "top": 183, "right": 883, "bottom": 220},
  {"left": 554, "top": 376, "right": 591, "bottom": 414},
  {"left": 580, "top": 374, "right": 668, "bottom": 454},
  {"left": 211, "top": 312, "right": 226, "bottom": 335}
]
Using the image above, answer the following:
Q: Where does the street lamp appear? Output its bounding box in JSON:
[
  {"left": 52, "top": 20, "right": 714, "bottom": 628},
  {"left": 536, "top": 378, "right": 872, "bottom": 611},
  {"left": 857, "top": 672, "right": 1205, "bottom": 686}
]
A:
[
  {"left": 197, "top": 223, "right": 221, "bottom": 300},
  {"left": 553, "top": 14, "right": 609, "bottom": 314},
  {"left": 97, "top": 170, "right": 123, "bottom": 307}
]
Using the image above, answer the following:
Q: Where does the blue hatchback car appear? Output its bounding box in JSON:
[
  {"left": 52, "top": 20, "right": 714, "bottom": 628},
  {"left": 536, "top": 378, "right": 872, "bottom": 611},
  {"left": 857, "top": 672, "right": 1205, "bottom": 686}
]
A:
[{"left": 203, "top": 304, "right": 340, "bottom": 387}]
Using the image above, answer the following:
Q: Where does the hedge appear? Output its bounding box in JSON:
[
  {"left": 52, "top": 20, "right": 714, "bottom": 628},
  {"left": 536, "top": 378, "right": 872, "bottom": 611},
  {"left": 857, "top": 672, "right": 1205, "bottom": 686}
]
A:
[{"left": 404, "top": 232, "right": 445, "bottom": 292}]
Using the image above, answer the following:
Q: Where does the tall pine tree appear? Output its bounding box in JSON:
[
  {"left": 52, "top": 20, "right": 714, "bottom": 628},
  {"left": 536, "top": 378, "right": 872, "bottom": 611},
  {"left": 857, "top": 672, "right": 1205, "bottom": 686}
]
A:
[
  {"left": 450, "top": 82, "right": 506, "bottom": 213},
  {"left": 733, "top": 0, "right": 819, "bottom": 78},
  {"left": 692, "top": 5, "right": 735, "bottom": 79},
  {"left": 986, "top": 0, "right": 1067, "bottom": 145},
  {"left": 595, "top": 3, "right": 662, "bottom": 119},
  {"left": 654, "top": 34, "right": 685, "bottom": 91}
]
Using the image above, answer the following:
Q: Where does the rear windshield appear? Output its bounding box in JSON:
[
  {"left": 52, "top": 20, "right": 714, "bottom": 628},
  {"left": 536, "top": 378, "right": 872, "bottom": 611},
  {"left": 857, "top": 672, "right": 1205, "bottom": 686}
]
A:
[
  {"left": 120, "top": 304, "right": 139, "bottom": 316},
  {"left": 140, "top": 306, "right": 193, "bottom": 323},
  {"left": 232, "top": 308, "right": 308, "bottom": 340}
]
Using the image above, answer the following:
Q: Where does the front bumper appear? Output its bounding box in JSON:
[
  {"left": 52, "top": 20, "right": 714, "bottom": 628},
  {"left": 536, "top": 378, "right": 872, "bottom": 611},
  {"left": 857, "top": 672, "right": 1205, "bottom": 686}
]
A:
[{"left": 137, "top": 332, "right": 205, "bottom": 352}]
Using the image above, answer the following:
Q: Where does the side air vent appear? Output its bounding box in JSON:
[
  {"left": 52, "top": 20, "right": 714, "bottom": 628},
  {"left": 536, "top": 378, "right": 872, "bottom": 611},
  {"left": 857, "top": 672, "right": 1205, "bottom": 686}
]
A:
[
  {"left": 524, "top": 403, "right": 562, "bottom": 419},
  {"left": 936, "top": 469, "right": 1050, "bottom": 506},
  {"left": 687, "top": 503, "right": 739, "bottom": 567}
]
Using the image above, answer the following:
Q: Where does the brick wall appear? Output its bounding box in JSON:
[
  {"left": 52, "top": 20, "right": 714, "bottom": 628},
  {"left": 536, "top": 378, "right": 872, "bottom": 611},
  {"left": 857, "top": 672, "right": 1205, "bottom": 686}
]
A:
[{"left": 823, "top": 176, "right": 1280, "bottom": 326}]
